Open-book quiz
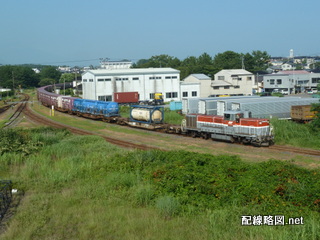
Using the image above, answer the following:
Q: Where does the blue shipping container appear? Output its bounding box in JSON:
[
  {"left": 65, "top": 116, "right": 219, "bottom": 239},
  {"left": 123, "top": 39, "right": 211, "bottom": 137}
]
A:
[{"left": 170, "top": 101, "right": 182, "bottom": 111}]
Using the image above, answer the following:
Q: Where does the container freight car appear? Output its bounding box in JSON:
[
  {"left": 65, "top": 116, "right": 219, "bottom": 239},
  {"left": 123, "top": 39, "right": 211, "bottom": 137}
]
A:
[
  {"left": 291, "top": 105, "right": 316, "bottom": 122},
  {"left": 113, "top": 92, "right": 139, "bottom": 104}
]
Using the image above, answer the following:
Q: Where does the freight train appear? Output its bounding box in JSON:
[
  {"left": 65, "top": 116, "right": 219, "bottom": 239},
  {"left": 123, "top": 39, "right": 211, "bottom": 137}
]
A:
[{"left": 36, "top": 85, "right": 274, "bottom": 146}]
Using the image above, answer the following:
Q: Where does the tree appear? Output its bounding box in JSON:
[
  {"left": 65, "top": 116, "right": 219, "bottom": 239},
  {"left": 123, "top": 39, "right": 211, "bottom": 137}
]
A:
[
  {"left": 0, "top": 65, "right": 40, "bottom": 88},
  {"left": 212, "top": 51, "right": 242, "bottom": 70},
  {"left": 197, "top": 52, "right": 212, "bottom": 65},
  {"left": 312, "top": 62, "right": 320, "bottom": 70},
  {"left": 39, "top": 78, "right": 55, "bottom": 87},
  {"left": 133, "top": 55, "right": 181, "bottom": 68},
  {"left": 59, "top": 73, "right": 75, "bottom": 83},
  {"left": 40, "top": 66, "right": 61, "bottom": 83},
  {"left": 250, "top": 50, "right": 271, "bottom": 72}
]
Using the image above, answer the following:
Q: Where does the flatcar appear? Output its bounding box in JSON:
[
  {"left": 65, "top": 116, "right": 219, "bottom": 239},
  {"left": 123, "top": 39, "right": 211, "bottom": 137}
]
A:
[{"left": 182, "top": 110, "right": 274, "bottom": 147}]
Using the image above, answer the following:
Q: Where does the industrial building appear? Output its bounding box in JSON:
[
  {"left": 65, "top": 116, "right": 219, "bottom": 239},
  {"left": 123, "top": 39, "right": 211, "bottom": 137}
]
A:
[
  {"left": 263, "top": 70, "right": 320, "bottom": 93},
  {"left": 81, "top": 68, "right": 180, "bottom": 102}
]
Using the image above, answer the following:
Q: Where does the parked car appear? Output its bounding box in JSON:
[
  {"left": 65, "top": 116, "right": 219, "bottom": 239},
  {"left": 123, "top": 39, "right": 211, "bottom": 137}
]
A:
[{"left": 280, "top": 89, "right": 289, "bottom": 95}]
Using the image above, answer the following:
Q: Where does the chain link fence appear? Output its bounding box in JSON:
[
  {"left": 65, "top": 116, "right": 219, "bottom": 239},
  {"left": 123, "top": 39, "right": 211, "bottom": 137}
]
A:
[{"left": 0, "top": 180, "right": 12, "bottom": 221}]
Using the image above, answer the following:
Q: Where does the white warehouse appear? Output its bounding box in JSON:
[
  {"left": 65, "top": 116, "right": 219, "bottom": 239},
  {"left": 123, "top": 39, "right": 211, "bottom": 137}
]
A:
[{"left": 81, "top": 68, "right": 180, "bottom": 102}]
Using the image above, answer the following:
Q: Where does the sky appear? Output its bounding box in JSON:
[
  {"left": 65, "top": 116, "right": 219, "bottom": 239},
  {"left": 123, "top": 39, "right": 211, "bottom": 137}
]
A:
[{"left": 1, "top": 0, "right": 320, "bottom": 66}]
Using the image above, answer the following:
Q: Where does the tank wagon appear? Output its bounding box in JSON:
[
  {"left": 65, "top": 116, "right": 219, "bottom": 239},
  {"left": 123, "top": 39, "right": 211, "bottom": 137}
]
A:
[
  {"left": 128, "top": 105, "right": 164, "bottom": 130},
  {"left": 182, "top": 110, "right": 274, "bottom": 146}
]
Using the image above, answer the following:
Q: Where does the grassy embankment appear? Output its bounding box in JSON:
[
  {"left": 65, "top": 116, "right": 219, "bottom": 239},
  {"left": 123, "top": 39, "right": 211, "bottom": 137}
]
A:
[
  {"left": 0, "top": 128, "right": 319, "bottom": 240},
  {"left": 270, "top": 118, "right": 320, "bottom": 150}
]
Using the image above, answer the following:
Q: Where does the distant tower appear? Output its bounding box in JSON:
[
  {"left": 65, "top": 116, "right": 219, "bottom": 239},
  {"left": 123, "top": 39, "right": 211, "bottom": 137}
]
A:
[{"left": 289, "top": 49, "right": 294, "bottom": 59}]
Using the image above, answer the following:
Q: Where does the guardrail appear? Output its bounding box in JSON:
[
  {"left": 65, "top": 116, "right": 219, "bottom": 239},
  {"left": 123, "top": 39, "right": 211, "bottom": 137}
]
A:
[{"left": 0, "top": 180, "right": 12, "bottom": 221}]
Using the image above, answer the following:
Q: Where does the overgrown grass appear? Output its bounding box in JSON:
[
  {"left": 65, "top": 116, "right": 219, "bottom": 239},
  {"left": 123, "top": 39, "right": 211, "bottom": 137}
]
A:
[
  {"left": 271, "top": 118, "right": 320, "bottom": 149},
  {"left": 1, "top": 128, "right": 319, "bottom": 239},
  {"left": 164, "top": 108, "right": 184, "bottom": 125}
]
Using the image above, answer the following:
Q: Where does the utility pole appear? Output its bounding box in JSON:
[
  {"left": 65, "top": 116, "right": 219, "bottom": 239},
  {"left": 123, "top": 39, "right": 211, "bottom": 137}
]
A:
[
  {"left": 12, "top": 71, "right": 14, "bottom": 98},
  {"left": 241, "top": 56, "right": 245, "bottom": 69}
]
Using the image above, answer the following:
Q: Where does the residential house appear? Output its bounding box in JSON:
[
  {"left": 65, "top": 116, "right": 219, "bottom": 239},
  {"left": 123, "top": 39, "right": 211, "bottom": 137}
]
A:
[
  {"left": 180, "top": 74, "right": 211, "bottom": 98},
  {"left": 211, "top": 69, "right": 254, "bottom": 96}
]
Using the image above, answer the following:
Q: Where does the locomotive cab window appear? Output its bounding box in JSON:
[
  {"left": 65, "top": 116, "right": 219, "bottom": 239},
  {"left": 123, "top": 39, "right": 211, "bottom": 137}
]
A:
[
  {"left": 224, "top": 112, "right": 244, "bottom": 121},
  {"left": 224, "top": 113, "right": 231, "bottom": 121}
]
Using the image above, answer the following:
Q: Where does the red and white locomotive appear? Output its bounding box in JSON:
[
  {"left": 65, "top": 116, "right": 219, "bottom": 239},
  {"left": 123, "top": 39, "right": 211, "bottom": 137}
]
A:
[{"left": 182, "top": 110, "right": 274, "bottom": 147}]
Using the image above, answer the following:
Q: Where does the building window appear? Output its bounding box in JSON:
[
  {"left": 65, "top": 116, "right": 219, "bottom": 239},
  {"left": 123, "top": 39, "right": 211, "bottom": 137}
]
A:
[
  {"left": 234, "top": 85, "right": 240, "bottom": 88},
  {"left": 165, "top": 76, "right": 178, "bottom": 79},
  {"left": 213, "top": 86, "right": 219, "bottom": 90},
  {"left": 150, "top": 76, "right": 162, "bottom": 80},
  {"left": 182, "top": 92, "right": 188, "bottom": 97},
  {"left": 166, "top": 92, "right": 178, "bottom": 98},
  {"left": 89, "top": 79, "right": 93, "bottom": 82},
  {"left": 98, "top": 95, "right": 112, "bottom": 101},
  {"left": 192, "top": 91, "right": 197, "bottom": 97},
  {"left": 238, "top": 77, "right": 242, "bottom": 81},
  {"left": 116, "top": 77, "right": 128, "bottom": 81},
  {"left": 83, "top": 79, "right": 87, "bottom": 82},
  {"left": 98, "top": 79, "right": 104, "bottom": 82},
  {"left": 133, "top": 77, "right": 139, "bottom": 80},
  {"left": 270, "top": 79, "right": 275, "bottom": 85},
  {"left": 105, "top": 78, "right": 111, "bottom": 81},
  {"left": 312, "top": 78, "right": 320, "bottom": 83},
  {"left": 218, "top": 76, "right": 224, "bottom": 80},
  {"left": 247, "top": 77, "right": 252, "bottom": 80},
  {"left": 277, "top": 79, "right": 282, "bottom": 84},
  {"left": 224, "top": 86, "right": 230, "bottom": 89}
]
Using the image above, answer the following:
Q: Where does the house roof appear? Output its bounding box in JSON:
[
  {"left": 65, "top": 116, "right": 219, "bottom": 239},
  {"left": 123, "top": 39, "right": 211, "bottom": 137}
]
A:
[
  {"left": 83, "top": 68, "right": 180, "bottom": 76},
  {"left": 215, "top": 69, "right": 253, "bottom": 75},
  {"left": 190, "top": 74, "right": 211, "bottom": 80},
  {"left": 278, "top": 70, "right": 309, "bottom": 75}
]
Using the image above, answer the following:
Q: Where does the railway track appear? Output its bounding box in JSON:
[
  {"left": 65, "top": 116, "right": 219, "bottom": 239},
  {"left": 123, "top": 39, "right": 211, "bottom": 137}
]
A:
[
  {"left": 2, "top": 94, "right": 29, "bottom": 129},
  {"left": 0, "top": 105, "right": 12, "bottom": 115},
  {"left": 23, "top": 104, "right": 160, "bottom": 151},
  {"left": 269, "top": 145, "right": 320, "bottom": 157},
  {"left": 5, "top": 93, "right": 317, "bottom": 157}
]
